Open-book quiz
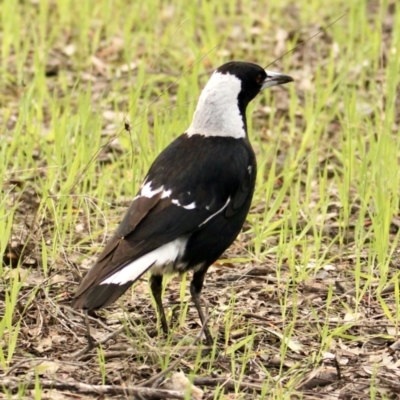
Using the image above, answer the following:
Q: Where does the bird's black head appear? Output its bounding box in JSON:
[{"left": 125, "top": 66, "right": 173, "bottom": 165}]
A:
[
  {"left": 216, "top": 61, "right": 293, "bottom": 111},
  {"left": 186, "top": 60, "right": 293, "bottom": 139}
]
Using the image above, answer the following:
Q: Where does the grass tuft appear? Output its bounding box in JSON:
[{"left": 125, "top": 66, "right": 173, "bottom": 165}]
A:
[{"left": 1, "top": 0, "right": 400, "bottom": 398}]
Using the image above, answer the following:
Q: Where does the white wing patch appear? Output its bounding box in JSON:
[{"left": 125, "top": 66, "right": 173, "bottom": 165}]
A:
[
  {"left": 100, "top": 237, "right": 188, "bottom": 286},
  {"left": 172, "top": 199, "right": 196, "bottom": 210},
  {"left": 140, "top": 181, "right": 163, "bottom": 198},
  {"left": 199, "top": 197, "right": 231, "bottom": 227},
  {"left": 161, "top": 189, "right": 172, "bottom": 198},
  {"left": 182, "top": 202, "right": 196, "bottom": 210},
  {"left": 136, "top": 182, "right": 197, "bottom": 210},
  {"left": 134, "top": 181, "right": 172, "bottom": 200}
]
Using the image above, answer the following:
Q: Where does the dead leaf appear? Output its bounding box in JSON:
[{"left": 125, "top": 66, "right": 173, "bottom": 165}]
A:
[
  {"left": 34, "top": 337, "right": 52, "bottom": 353},
  {"left": 35, "top": 360, "right": 60, "bottom": 376},
  {"left": 162, "top": 371, "right": 203, "bottom": 400},
  {"left": 63, "top": 44, "right": 75, "bottom": 56}
]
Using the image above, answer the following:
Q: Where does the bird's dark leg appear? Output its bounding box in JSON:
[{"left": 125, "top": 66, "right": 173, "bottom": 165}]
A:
[
  {"left": 84, "top": 310, "right": 95, "bottom": 350},
  {"left": 149, "top": 274, "right": 169, "bottom": 335},
  {"left": 190, "top": 269, "right": 213, "bottom": 345}
]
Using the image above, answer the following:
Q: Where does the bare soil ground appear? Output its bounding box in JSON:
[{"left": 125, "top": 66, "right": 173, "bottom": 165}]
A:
[{"left": 1, "top": 1, "right": 400, "bottom": 399}]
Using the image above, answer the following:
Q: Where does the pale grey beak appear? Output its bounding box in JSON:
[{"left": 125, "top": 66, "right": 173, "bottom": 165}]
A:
[{"left": 261, "top": 70, "right": 294, "bottom": 90}]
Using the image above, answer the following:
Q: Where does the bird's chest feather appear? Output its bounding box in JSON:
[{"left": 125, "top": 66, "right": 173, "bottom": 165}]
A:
[{"left": 146, "top": 134, "right": 256, "bottom": 211}]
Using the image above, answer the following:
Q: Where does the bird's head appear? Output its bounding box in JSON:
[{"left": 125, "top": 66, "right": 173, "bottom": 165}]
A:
[
  {"left": 216, "top": 61, "right": 293, "bottom": 109},
  {"left": 187, "top": 61, "right": 293, "bottom": 139}
]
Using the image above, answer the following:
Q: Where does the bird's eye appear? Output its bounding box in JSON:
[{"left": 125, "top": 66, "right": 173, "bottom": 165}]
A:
[{"left": 256, "top": 74, "right": 263, "bottom": 85}]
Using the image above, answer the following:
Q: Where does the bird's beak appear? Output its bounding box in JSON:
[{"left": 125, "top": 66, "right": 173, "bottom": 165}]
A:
[{"left": 261, "top": 70, "right": 294, "bottom": 90}]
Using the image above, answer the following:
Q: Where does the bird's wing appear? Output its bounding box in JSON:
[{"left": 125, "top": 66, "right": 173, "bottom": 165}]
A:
[
  {"left": 71, "top": 134, "right": 255, "bottom": 308},
  {"left": 71, "top": 189, "right": 213, "bottom": 305}
]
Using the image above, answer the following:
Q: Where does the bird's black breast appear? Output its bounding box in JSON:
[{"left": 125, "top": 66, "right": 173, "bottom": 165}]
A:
[
  {"left": 146, "top": 134, "right": 256, "bottom": 209},
  {"left": 144, "top": 133, "right": 257, "bottom": 270}
]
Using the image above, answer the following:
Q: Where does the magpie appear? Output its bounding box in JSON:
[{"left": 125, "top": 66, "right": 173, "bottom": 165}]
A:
[{"left": 71, "top": 61, "right": 293, "bottom": 345}]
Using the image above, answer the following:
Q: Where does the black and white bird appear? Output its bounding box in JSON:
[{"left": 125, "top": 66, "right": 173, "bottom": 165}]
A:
[{"left": 71, "top": 61, "right": 293, "bottom": 344}]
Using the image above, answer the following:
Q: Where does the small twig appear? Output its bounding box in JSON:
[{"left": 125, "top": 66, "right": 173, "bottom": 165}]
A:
[
  {"left": 3, "top": 359, "right": 31, "bottom": 377},
  {"left": 70, "top": 343, "right": 92, "bottom": 359},
  {"left": 193, "top": 376, "right": 263, "bottom": 392},
  {"left": 0, "top": 377, "right": 185, "bottom": 399},
  {"left": 139, "top": 317, "right": 211, "bottom": 388},
  {"left": 71, "top": 325, "right": 126, "bottom": 359},
  {"left": 2, "top": 357, "right": 83, "bottom": 378},
  {"left": 38, "top": 289, "right": 83, "bottom": 342},
  {"left": 77, "top": 345, "right": 212, "bottom": 362},
  {"left": 96, "top": 326, "right": 126, "bottom": 345},
  {"left": 244, "top": 314, "right": 400, "bottom": 328},
  {"left": 242, "top": 312, "right": 271, "bottom": 321},
  {"left": 220, "top": 272, "right": 282, "bottom": 283},
  {"left": 64, "top": 305, "right": 116, "bottom": 332},
  {"left": 378, "top": 375, "right": 400, "bottom": 390}
]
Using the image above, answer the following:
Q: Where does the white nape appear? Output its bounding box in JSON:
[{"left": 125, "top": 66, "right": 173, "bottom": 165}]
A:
[
  {"left": 100, "top": 237, "right": 188, "bottom": 285},
  {"left": 186, "top": 71, "right": 245, "bottom": 139}
]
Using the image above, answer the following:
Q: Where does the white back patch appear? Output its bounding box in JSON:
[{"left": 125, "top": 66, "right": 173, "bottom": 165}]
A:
[
  {"left": 135, "top": 181, "right": 172, "bottom": 200},
  {"left": 186, "top": 71, "right": 245, "bottom": 139},
  {"left": 139, "top": 181, "right": 163, "bottom": 198},
  {"left": 100, "top": 237, "right": 188, "bottom": 285},
  {"left": 161, "top": 189, "right": 172, "bottom": 198}
]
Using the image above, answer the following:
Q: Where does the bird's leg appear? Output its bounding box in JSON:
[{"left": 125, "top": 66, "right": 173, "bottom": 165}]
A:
[
  {"left": 149, "top": 274, "right": 169, "bottom": 335},
  {"left": 84, "top": 310, "right": 95, "bottom": 350},
  {"left": 190, "top": 269, "right": 213, "bottom": 345}
]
